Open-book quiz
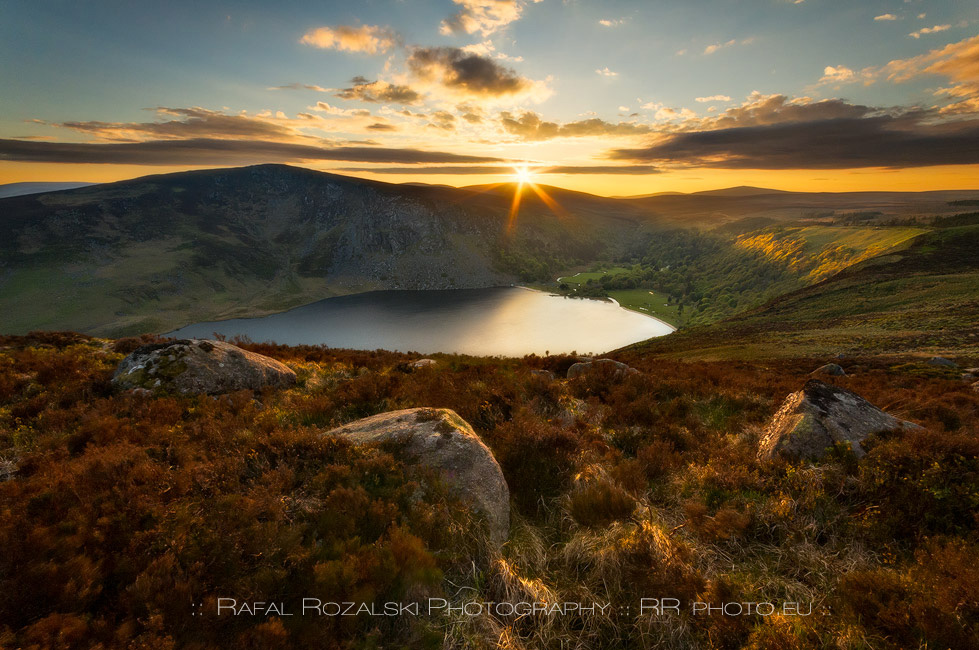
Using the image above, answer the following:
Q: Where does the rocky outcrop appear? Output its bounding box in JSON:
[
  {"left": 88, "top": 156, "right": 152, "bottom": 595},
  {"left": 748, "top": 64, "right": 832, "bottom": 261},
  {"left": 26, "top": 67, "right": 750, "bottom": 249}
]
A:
[
  {"left": 927, "top": 356, "right": 957, "bottom": 367},
  {"left": 566, "top": 358, "right": 639, "bottom": 381},
  {"left": 112, "top": 339, "right": 296, "bottom": 395},
  {"left": 758, "top": 379, "right": 921, "bottom": 461},
  {"left": 811, "top": 363, "right": 846, "bottom": 377},
  {"left": 324, "top": 408, "right": 510, "bottom": 546}
]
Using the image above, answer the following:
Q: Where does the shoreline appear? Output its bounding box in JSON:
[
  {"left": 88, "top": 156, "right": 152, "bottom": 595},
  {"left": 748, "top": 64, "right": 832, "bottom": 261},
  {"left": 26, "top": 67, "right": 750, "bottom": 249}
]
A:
[{"left": 516, "top": 284, "right": 677, "bottom": 332}]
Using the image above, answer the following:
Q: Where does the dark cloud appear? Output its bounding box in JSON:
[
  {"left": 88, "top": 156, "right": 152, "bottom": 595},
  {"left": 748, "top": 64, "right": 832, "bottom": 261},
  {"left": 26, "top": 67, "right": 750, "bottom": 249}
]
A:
[
  {"left": 608, "top": 111, "right": 979, "bottom": 169},
  {"left": 48, "top": 107, "right": 296, "bottom": 142},
  {"left": 500, "top": 111, "right": 653, "bottom": 141},
  {"left": 407, "top": 47, "right": 532, "bottom": 97},
  {"left": 337, "top": 165, "right": 660, "bottom": 175},
  {"left": 544, "top": 165, "right": 661, "bottom": 175},
  {"left": 365, "top": 123, "right": 398, "bottom": 131},
  {"left": 0, "top": 138, "right": 506, "bottom": 166},
  {"left": 694, "top": 94, "right": 876, "bottom": 130},
  {"left": 335, "top": 79, "right": 422, "bottom": 104}
]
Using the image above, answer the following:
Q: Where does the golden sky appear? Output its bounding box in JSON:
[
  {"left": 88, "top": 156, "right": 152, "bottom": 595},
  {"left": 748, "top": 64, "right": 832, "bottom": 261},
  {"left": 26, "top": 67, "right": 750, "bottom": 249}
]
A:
[{"left": 2, "top": 1, "right": 978, "bottom": 195}]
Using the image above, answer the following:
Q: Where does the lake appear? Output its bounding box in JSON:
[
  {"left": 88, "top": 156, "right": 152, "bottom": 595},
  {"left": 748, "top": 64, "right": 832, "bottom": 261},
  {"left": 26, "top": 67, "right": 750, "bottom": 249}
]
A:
[{"left": 167, "top": 287, "right": 674, "bottom": 356}]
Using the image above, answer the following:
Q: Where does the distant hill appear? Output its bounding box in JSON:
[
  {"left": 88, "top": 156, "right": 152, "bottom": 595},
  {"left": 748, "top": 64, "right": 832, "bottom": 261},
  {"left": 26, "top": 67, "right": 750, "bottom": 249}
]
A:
[
  {"left": 691, "top": 185, "right": 791, "bottom": 197},
  {"left": 626, "top": 225, "right": 979, "bottom": 359},
  {"left": 0, "top": 181, "right": 96, "bottom": 198},
  {"left": 621, "top": 188, "right": 979, "bottom": 228},
  {"left": 4, "top": 164, "right": 978, "bottom": 338},
  {"left": 0, "top": 165, "right": 661, "bottom": 336}
]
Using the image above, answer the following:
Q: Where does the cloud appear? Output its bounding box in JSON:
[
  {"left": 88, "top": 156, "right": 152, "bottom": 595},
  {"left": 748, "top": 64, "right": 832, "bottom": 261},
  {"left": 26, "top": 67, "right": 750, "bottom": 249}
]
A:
[
  {"left": 407, "top": 47, "right": 544, "bottom": 99},
  {"left": 428, "top": 110, "right": 457, "bottom": 130},
  {"left": 335, "top": 78, "right": 422, "bottom": 104},
  {"left": 439, "top": 0, "right": 532, "bottom": 37},
  {"left": 910, "top": 24, "right": 950, "bottom": 39},
  {"left": 498, "top": 111, "right": 652, "bottom": 141},
  {"left": 0, "top": 138, "right": 506, "bottom": 166},
  {"left": 704, "top": 39, "right": 736, "bottom": 55},
  {"left": 338, "top": 164, "right": 660, "bottom": 175},
  {"left": 874, "top": 34, "right": 979, "bottom": 114},
  {"left": 269, "top": 83, "right": 330, "bottom": 92},
  {"left": 460, "top": 40, "right": 523, "bottom": 62},
  {"left": 606, "top": 95, "right": 979, "bottom": 169},
  {"left": 599, "top": 18, "right": 624, "bottom": 27},
  {"left": 819, "top": 65, "right": 857, "bottom": 84},
  {"left": 596, "top": 67, "right": 619, "bottom": 77},
  {"left": 300, "top": 25, "right": 399, "bottom": 54},
  {"left": 874, "top": 14, "right": 898, "bottom": 22},
  {"left": 42, "top": 107, "right": 300, "bottom": 142},
  {"left": 310, "top": 101, "right": 372, "bottom": 117},
  {"left": 695, "top": 95, "right": 731, "bottom": 102}
]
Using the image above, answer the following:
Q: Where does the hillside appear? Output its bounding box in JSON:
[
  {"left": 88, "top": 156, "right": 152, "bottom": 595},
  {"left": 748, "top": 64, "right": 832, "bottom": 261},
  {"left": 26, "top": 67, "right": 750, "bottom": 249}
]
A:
[
  {"left": 3, "top": 165, "right": 977, "bottom": 340},
  {"left": 0, "top": 181, "right": 97, "bottom": 198},
  {"left": 625, "top": 225, "right": 979, "bottom": 360},
  {"left": 622, "top": 188, "right": 979, "bottom": 228},
  {"left": 0, "top": 330, "right": 976, "bottom": 649},
  {"left": 0, "top": 165, "right": 660, "bottom": 337}
]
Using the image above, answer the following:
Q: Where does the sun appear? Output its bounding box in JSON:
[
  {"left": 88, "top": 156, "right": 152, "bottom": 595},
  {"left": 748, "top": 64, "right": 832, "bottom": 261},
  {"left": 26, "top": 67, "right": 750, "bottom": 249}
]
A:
[{"left": 513, "top": 165, "right": 536, "bottom": 185}]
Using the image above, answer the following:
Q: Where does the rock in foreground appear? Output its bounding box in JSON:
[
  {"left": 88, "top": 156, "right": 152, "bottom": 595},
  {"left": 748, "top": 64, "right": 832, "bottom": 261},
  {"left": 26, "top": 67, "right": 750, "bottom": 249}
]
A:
[
  {"left": 113, "top": 339, "right": 296, "bottom": 395},
  {"left": 758, "top": 379, "right": 921, "bottom": 461},
  {"left": 811, "top": 363, "right": 846, "bottom": 377},
  {"left": 566, "top": 358, "right": 639, "bottom": 381},
  {"left": 325, "top": 408, "right": 510, "bottom": 546}
]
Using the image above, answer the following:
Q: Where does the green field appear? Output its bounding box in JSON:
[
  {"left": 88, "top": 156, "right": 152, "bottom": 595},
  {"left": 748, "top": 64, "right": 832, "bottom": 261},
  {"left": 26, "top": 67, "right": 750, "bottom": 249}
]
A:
[{"left": 554, "top": 267, "right": 685, "bottom": 326}]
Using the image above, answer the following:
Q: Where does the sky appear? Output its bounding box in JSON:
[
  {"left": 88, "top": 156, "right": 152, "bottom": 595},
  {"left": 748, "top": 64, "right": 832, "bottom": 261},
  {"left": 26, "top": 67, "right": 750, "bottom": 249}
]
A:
[{"left": 1, "top": 0, "right": 978, "bottom": 195}]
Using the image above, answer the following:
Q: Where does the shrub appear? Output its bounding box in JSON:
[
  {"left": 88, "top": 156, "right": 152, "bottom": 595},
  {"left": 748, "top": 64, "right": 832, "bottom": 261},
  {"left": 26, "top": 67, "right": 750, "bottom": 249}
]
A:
[{"left": 568, "top": 477, "right": 636, "bottom": 527}]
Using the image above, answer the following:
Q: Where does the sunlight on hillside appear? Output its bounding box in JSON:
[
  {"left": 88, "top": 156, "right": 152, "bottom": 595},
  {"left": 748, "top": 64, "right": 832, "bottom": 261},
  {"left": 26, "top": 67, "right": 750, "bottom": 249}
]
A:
[{"left": 735, "top": 226, "right": 927, "bottom": 282}]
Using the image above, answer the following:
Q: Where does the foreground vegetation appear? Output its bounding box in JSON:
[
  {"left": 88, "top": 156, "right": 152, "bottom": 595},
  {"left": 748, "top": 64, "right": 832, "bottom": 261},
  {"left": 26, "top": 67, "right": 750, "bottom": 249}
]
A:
[{"left": 1, "top": 331, "right": 977, "bottom": 649}]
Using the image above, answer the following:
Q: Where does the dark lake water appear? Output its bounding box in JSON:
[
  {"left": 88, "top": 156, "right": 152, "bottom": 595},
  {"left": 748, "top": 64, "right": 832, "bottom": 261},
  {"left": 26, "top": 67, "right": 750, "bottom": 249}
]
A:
[{"left": 168, "top": 287, "right": 674, "bottom": 356}]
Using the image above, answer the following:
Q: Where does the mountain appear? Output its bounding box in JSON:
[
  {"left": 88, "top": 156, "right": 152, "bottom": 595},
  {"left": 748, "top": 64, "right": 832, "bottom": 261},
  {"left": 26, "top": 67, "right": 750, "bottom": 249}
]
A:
[
  {"left": 0, "top": 181, "right": 96, "bottom": 198},
  {"left": 621, "top": 188, "right": 979, "bottom": 228},
  {"left": 691, "top": 185, "right": 790, "bottom": 197},
  {"left": 0, "top": 164, "right": 661, "bottom": 337},
  {"left": 626, "top": 224, "right": 979, "bottom": 360}
]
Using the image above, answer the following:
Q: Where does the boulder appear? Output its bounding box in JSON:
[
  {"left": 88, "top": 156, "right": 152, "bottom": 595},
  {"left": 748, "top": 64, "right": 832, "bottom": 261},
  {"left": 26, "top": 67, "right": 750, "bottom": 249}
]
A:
[
  {"left": 530, "top": 369, "right": 556, "bottom": 380},
  {"left": 409, "top": 358, "right": 438, "bottom": 370},
  {"left": 811, "top": 363, "right": 846, "bottom": 377},
  {"left": 758, "top": 379, "right": 921, "bottom": 461},
  {"left": 325, "top": 408, "right": 510, "bottom": 546},
  {"left": 113, "top": 339, "right": 296, "bottom": 395},
  {"left": 926, "top": 356, "right": 957, "bottom": 368},
  {"left": 566, "top": 358, "right": 639, "bottom": 381}
]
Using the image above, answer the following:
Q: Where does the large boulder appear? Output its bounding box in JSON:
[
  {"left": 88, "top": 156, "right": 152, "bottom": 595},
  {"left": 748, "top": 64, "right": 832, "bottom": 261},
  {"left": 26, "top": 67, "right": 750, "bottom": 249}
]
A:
[
  {"left": 758, "top": 379, "right": 921, "bottom": 461},
  {"left": 810, "top": 363, "right": 846, "bottom": 377},
  {"left": 927, "top": 356, "right": 957, "bottom": 368},
  {"left": 325, "top": 408, "right": 510, "bottom": 546},
  {"left": 409, "top": 358, "right": 438, "bottom": 370},
  {"left": 566, "top": 358, "right": 639, "bottom": 381},
  {"left": 113, "top": 339, "right": 296, "bottom": 395}
]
